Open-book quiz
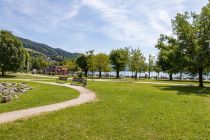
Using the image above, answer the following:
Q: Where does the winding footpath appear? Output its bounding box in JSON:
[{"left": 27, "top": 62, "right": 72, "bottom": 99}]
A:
[{"left": 0, "top": 81, "right": 96, "bottom": 124}]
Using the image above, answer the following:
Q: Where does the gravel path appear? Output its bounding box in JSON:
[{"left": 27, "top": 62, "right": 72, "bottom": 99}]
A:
[{"left": 0, "top": 81, "right": 96, "bottom": 124}]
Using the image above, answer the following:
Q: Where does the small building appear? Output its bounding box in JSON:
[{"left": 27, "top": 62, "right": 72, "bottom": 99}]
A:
[{"left": 44, "top": 66, "right": 68, "bottom": 75}]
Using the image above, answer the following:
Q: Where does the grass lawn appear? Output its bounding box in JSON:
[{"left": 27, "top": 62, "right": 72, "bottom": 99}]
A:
[
  {"left": 0, "top": 81, "right": 210, "bottom": 139},
  {"left": 0, "top": 73, "right": 54, "bottom": 80},
  {"left": 0, "top": 81, "right": 79, "bottom": 113},
  {"left": 103, "top": 78, "right": 210, "bottom": 85}
]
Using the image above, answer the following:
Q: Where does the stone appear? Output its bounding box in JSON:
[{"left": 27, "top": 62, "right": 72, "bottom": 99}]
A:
[
  {"left": 0, "top": 82, "right": 32, "bottom": 103},
  {"left": 1, "top": 96, "right": 11, "bottom": 103}
]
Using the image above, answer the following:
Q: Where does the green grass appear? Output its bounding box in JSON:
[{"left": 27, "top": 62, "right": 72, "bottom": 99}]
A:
[
  {"left": 88, "top": 77, "right": 210, "bottom": 87},
  {"left": 0, "top": 81, "right": 210, "bottom": 139},
  {"left": 0, "top": 81, "right": 79, "bottom": 113},
  {"left": 0, "top": 73, "right": 54, "bottom": 79}
]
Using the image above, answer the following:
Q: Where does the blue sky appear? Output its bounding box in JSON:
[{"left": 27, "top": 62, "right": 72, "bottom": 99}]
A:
[{"left": 0, "top": 0, "right": 208, "bottom": 58}]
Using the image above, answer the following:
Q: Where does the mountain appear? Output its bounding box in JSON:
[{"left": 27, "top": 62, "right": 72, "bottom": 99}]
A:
[{"left": 18, "top": 37, "right": 80, "bottom": 60}]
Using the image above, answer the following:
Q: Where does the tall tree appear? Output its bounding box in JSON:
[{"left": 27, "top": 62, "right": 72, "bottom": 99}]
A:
[
  {"left": 25, "top": 51, "right": 30, "bottom": 72},
  {"left": 153, "top": 60, "right": 162, "bottom": 80},
  {"left": 109, "top": 48, "right": 129, "bottom": 78},
  {"left": 155, "top": 35, "right": 181, "bottom": 80},
  {"left": 20, "top": 50, "right": 30, "bottom": 72},
  {"left": 76, "top": 54, "right": 88, "bottom": 76},
  {"left": 86, "top": 50, "right": 96, "bottom": 81},
  {"left": 95, "top": 53, "right": 110, "bottom": 78},
  {"left": 129, "top": 48, "right": 146, "bottom": 80},
  {"left": 148, "top": 54, "right": 155, "bottom": 79},
  {"left": 171, "top": 2, "right": 210, "bottom": 87},
  {"left": 0, "top": 30, "right": 26, "bottom": 76}
]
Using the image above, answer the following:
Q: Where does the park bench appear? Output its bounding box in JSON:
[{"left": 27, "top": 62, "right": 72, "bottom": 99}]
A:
[
  {"left": 72, "top": 78, "right": 87, "bottom": 86},
  {"left": 58, "top": 76, "right": 68, "bottom": 81}
]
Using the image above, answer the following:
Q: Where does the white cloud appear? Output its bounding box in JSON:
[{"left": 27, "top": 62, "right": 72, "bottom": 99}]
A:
[
  {"left": 81, "top": 0, "right": 150, "bottom": 42},
  {"left": 77, "top": 0, "right": 190, "bottom": 55},
  {"left": 60, "top": 2, "right": 81, "bottom": 22},
  {"left": 0, "top": 0, "right": 207, "bottom": 55}
]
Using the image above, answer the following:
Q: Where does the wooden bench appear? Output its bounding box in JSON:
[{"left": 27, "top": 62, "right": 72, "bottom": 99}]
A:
[
  {"left": 72, "top": 78, "right": 87, "bottom": 86},
  {"left": 58, "top": 76, "right": 68, "bottom": 81}
]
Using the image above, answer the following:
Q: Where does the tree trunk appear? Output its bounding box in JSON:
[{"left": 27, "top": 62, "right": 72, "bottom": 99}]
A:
[
  {"left": 198, "top": 67, "right": 203, "bottom": 87},
  {"left": 180, "top": 72, "right": 182, "bottom": 80},
  {"left": 135, "top": 72, "right": 138, "bottom": 81},
  {"left": 1, "top": 66, "right": 5, "bottom": 76},
  {"left": 99, "top": 70, "right": 102, "bottom": 78},
  {"left": 85, "top": 70, "right": 88, "bottom": 77},
  {"left": 116, "top": 70, "right": 120, "bottom": 78},
  {"left": 157, "top": 72, "right": 159, "bottom": 80},
  {"left": 148, "top": 70, "right": 151, "bottom": 79},
  {"left": 92, "top": 71, "right": 94, "bottom": 82},
  {"left": 169, "top": 72, "right": 173, "bottom": 81}
]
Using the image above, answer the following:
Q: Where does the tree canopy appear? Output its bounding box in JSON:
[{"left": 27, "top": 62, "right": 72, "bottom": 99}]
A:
[
  {"left": 129, "top": 48, "right": 146, "bottom": 80},
  {"left": 109, "top": 48, "right": 129, "bottom": 78},
  {"left": 95, "top": 53, "right": 110, "bottom": 78},
  {"left": 0, "top": 30, "right": 27, "bottom": 76},
  {"left": 171, "top": 2, "right": 210, "bottom": 86}
]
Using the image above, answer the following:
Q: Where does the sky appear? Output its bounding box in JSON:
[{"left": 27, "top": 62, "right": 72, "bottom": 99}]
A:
[{"left": 0, "top": 0, "right": 208, "bottom": 58}]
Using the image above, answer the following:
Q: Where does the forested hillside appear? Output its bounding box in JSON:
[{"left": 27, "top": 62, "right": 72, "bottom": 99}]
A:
[{"left": 18, "top": 37, "right": 80, "bottom": 60}]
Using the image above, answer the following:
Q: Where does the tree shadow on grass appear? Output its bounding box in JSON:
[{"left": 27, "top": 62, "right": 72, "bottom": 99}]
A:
[
  {"left": 153, "top": 85, "right": 210, "bottom": 97},
  {"left": 0, "top": 75, "right": 16, "bottom": 78}
]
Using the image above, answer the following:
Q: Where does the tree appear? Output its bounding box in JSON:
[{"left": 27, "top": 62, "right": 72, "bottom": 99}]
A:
[
  {"left": 153, "top": 61, "right": 161, "bottom": 80},
  {"left": 31, "top": 57, "right": 48, "bottom": 72},
  {"left": 0, "top": 30, "right": 26, "bottom": 76},
  {"left": 95, "top": 53, "right": 110, "bottom": 78},
  {"left": 76, "top": 54, "right": 88, "bottom": 76},
  {"left": 171, "top": 2, "right": 210, "bottom": 87},
  {"left": 148, "top": 54, "right": 155, "bottom": 79},
  {"left": 25, "top": 51, "right": 30, "bottom": 72},
  {"left": 109, "top": 48, "right": 129, "bottom": 78},
  {"left": 86, "top": 50, "right": 96, "bottom": 81},
  {"left": 20, "top": 50, "right": 30, "bottom": 72},
  {"left": 155, "top": 35, "right": 182, "bottom": 80},
  {"left": 63, "top": 58, "right": 77, "bottom": 75},
  {"left": 129, "top": 48, "right": 146, "bottom": 80}
]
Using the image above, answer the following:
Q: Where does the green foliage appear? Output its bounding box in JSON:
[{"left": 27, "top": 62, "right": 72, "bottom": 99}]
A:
[
  {"left": 171, "top": 2, "right": 210, "bottom": 86},
  {"left": 62, "top": 58, "right": 77, "bottom": 73},
  {"left": 86, "top": 50, "right": 97, "bottom": 72},
  {"left": 148, "top": 54, "right": 155, "bottom": 78},
  {"left": 76, "top": 54, "right": 88, "bottom": 76},
  {"left": 109, "top": 48, "right": 129, "bottom": 78},
  {"left": 153, "top": 60, "right": 162, "bottom": 79},
  {"left": 156, "top": 35, "right": 187, "bottom": 80},
  {"left": 129, "top": 48, "right": 146, "bottom": 79},
  {"left": 31, "top": 57, "right": 49, "bottom": 71},
  {"left": 0, "top": 30, "right": 27, "bottom": 75},
  {"left": 86, "top": 50, "right": 97, "bottom": 81},
  {"left": 77, "top": 72, "right": 83, "bottom": 78},
  {"left": 95, "top": 53, "right": 110, "bottom": 77}
]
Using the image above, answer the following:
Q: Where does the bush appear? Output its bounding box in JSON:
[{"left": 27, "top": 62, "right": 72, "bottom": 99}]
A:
[{"left": 77, "top": 72, "right": 83, "bottom": 78}]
